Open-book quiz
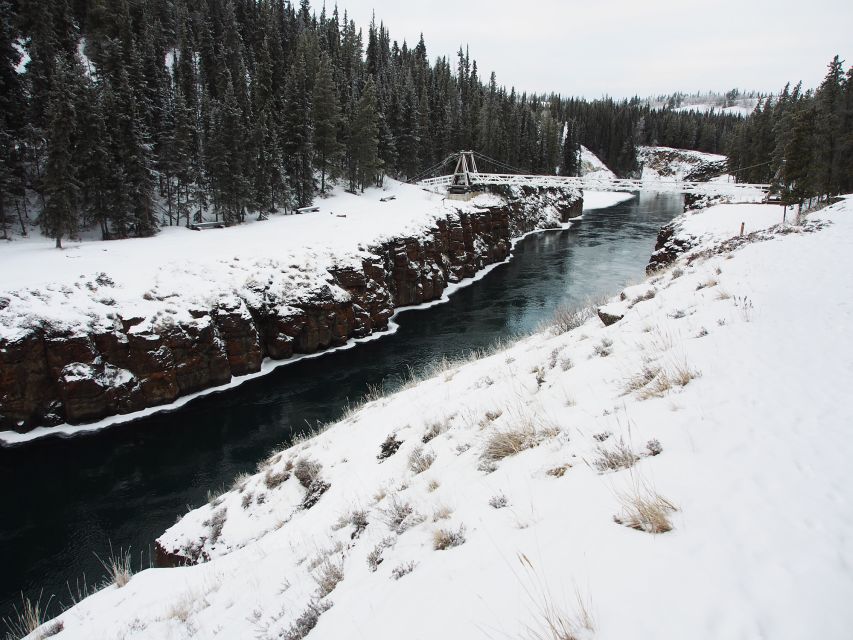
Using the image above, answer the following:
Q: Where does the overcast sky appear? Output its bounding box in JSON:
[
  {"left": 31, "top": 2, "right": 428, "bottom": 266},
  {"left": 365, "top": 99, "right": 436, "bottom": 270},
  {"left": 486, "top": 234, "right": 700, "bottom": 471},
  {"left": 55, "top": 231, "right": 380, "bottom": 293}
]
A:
[{"left": 331, "top": 0, "right": 853, "bottom": 98}]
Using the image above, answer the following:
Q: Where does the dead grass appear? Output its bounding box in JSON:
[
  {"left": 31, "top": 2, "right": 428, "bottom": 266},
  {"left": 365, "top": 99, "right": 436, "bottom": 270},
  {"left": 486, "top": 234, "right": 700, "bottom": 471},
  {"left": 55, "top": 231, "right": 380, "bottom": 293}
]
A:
[
  {"left": 432, "top": 525, "right": 466, "bottom": 550},
  {"left": 379, "top": 495, "right": 424, "bottom": 534},
  {"left": 422, "top": 418, "right": 449, "bottom": 443},
  {"left": 592, "top": 337, "right": 613, "bottom": 357},
  {"left": 95, "top": 545, "right": 133, "bottom": 588},
  {"left": 264, "top": 467, "right": 290, "bottom": 490},
  {"left": 548, "top": 304, "right": 595, "bottom": 335},
  {"left": 377, "top": 433, "right": 403, "bottom": 461},
  {"left": 615, "top": 487, "right": 678, "bottom": 534},
  {"left": 629, "top": 360, "right": 701, "bottom": 401},
  {"left": 622, "top": 365, "right": 661, "bottom": 395},
  {"left": 390, "top": 561, "right": 418, "bottom": 580},
  {"left": 592, "top": 438, "right": 638, "bottom": 474},
  {"left": 517, "top": 554, "right": 595, "bottom": 640},
  {"left": 2, "top": 593, "right": 56, "bottom": 640},
  {"left": 313, "top": 558, "right": 345, "bottom": 598},
  {"left": 480, "top": 408, "right": 560, "bottom": 466},
  {"left": 432, "top": 504, "right": 454, "bottom": 521}
]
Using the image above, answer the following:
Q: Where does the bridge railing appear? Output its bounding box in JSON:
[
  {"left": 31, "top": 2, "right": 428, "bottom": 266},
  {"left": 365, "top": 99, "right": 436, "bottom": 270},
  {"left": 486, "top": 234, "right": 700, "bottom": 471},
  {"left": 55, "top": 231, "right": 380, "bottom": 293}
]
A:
[{"left": 418, "top": 172, "right": 769, "bottom": 196}]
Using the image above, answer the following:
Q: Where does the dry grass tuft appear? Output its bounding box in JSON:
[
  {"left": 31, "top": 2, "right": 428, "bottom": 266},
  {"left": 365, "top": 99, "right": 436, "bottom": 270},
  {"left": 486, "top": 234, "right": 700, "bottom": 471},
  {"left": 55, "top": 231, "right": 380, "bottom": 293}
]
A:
[
  {"left": 379, "top": 495, "right": 424, "bottom": 534},
  {"left": 546, "top": 464, "right": 572, "bottom": 478},
  {"left": 264, "top": 467, "right": 290, "bottom": 490},
  {"left": 489, "top": 493, "right": 509, "bottom": 509},
  {"left": 2, "top": 593, "right": 57, "bottom": 640},
  {"left": 313, "top": 557, "right": 345, "bottom": 598},
  {"left": 592, "top": 337, "right": 614, "bottom": 357},
  {"left": 432, "top": 504, "right": 454, "bottom": 521},
  {"left": 432, "top": 525, "right": 466, "bottom": 550},
  {"left": 480, "top": 408, "right": 560, "bottom": 466},
  {"left": 96, "top": 545, "right": 133, "bottom": 588},
  {"left": 615, "top": 488, "right": 678, "bottom": 534},
  {"left": 422, "top": 418, "right": 449, "bottom": 443},
  {"left": 427, "top": 478, "right": 441, "bottom": 492},
  {"left": 622, "top": 365, "right": 661, "bottom": 395},
  {"left": 549, "top": 305, "right": 595, "bottom": 335},
  {"left": 408, "top": 446, "right": 436, "bottom": 474},
  {"left": 630, "top": 360, "right": 700, "bottom": 401},
  {"left": 294, "top": 458, "right": 322, "bottom": 489},
  {"left": 391, "top": 561, "right": 418, "bottom": 580},
  {"left": 592, "top": 438, "right": 638, "bottom": 474},
  {"left": 366, "top": 537, "right": 395, "bottom": 572}
]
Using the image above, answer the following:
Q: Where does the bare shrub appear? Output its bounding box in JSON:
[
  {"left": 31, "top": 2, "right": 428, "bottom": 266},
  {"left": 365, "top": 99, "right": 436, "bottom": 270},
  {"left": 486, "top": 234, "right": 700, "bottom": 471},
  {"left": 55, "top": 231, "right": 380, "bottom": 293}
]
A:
[
  {"left": 592, "top": 431, "right": 611, "bottom": 443},
  {"left": 380, "top": 495, "right": 424, "bottom": 534},
  {"left": 427, "top": 479, "right": 440, "bottom": 492},
  {"left": 241, "top": 492, "right": 253, "bottom": 509},
  {"left": 489, "top": 494, "right": 509, "bottom": 509},
  {"left": 294, "top": 458, "right": 322, "bottom": 489},
  {"left": 592, "top": 337, "right": 614, "bottom": 357},
  {"left": 366, "top": 537, "right": 395, "bottom": 572},
  {"left": 422, "top": 419, "right": 448, "bottom": 443},
  {"left": 391, "top": 561, "right": 418, "bottom": 580},
  {"left": 377, "top": 433, "right": 403, "bottom": 461},
  {"left": 645, "top": 439, "right": 663, "bottom": 456},
  {"left": 532, "top": 366, "right": 546, "bottom": 388},
  {"left": 671, "top": 268, "right": 684, "bottom": 279},
  {"left": 204, "top": 508, "right": 228, "bottom": 544},
  {"left": 592, "top": 438, "right": 638, "bottom": 474},
  {"left": 408, "top": 446, "right": 436, "bottom": 474},
  {"left": 549, "top": 305, "right": 595, "bottom": 335},
  {"left": 432, "top": 525, "right": 466, "bottom": 551},
  {"left": 280, "top": 599, "right": 332, "bottom": 640},
  {"left": 432, "top": 504, "right": 454, "bottom": 521},
  {"left": 264, "top": 467, "right": 290, "bottom": 490},
  {"left": 313, "top": 558, "right": 345, "bottom": 598},
  {"left": 615, "top": 489, "right": 678, "bottom": 534},
  {"left": 301, "top": 479, "right": 330, "bottom": 510},
  {"left": 635, "top": 361, "right": 700, "bottom": 401}
]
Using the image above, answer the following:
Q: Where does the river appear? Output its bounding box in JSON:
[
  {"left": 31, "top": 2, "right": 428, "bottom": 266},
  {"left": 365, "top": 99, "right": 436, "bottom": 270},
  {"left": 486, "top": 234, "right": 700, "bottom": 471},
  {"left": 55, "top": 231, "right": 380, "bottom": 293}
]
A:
[{"left": 0, "top": 191, "right": 683, "bottom": 623}]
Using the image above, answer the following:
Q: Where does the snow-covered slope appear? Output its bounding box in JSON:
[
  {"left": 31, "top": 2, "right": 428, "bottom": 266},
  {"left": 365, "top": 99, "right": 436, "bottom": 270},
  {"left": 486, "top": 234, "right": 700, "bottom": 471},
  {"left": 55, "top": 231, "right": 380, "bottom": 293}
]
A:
[
  {"left": 638, "top": 146, "right": 729, "bottom": 182},
  {"left": 36, "top": 197, "right": 853, "bottom": 640},
  {"left": 579, "top": 146, "right": 616, "bottom": 179}
]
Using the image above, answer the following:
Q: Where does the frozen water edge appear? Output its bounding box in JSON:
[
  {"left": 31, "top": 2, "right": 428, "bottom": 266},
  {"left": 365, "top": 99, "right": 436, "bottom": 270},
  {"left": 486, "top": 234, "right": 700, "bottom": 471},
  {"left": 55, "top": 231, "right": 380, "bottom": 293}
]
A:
[{"left": 0, "top": 192, "right": 634, "bottom": 446}]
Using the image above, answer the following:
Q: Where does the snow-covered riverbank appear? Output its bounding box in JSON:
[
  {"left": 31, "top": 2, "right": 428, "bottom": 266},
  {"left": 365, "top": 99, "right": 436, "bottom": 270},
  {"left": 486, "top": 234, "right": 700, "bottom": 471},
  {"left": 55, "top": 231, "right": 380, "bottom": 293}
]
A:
[{"left": 31, "top": 196, "right": 853, "bottom": 639}]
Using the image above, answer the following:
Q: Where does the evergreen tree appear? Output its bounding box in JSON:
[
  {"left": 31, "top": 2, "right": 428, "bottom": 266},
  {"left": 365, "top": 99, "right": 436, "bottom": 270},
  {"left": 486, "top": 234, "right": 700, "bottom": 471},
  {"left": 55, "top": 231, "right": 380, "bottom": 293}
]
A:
[
  {"left": 561, "top": 119, "right": 581, "bottom": 176},
  {"left": 40, "top": 56, "right": 82, "bottom": 248},
  {"left": 349, "top": 76, "right": 382, "bottom": 191},
  {"left": 283, "top": 52, "right": 315, "bottom": 208},
  {"left": 312, "top": 52, "right": 341, "bottom": 193}
]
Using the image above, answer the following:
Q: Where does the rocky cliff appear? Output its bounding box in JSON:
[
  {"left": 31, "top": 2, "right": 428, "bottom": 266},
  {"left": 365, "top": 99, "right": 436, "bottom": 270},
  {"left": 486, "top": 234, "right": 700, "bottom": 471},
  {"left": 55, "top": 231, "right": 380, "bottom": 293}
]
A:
[{"left": 0, "top": 187, "right": 581, "bottom": 434}]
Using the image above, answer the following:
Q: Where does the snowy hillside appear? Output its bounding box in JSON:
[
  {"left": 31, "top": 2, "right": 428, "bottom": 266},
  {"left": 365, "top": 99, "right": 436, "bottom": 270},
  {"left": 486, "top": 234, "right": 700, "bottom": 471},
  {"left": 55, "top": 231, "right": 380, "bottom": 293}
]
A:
[
  {"left": 638, "top": 146, "right": 730, "bottom": 182},
  {"left": 33, "top": 197, "right": 853, "bottom": 640},
  {"left": 579, "top": 146, "right": 616, "bottom": 179}
]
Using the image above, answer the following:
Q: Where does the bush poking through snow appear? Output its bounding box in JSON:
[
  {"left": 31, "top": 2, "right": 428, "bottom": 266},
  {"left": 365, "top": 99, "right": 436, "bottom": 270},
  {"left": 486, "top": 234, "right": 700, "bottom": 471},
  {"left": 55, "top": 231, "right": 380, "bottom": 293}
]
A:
[
  {"left": 264, "top": 467, "right": 290, "bottom": 490},
  {"left": 645, "top": 439, "right": 663, "bottom": 456},
  {"left": 546, "top": 464, "right": 572, "bottom": 478},
  {"left": 391, "top": 561, "right": 418, "bottom": 580},
  {"left": 294, "top": 458, "right": 322, "bottom": 489},
  {"left": 432, "top": 504, "right": 454, "bottom": 521},
  {"left": 301, "top": 479, "right": 331, "bottom": 511},
  {"left": 481, "top": 412, "right": 560, "bottom": 465},
  {"left": 518, "top": 553, "right": 595, "bottom": 640},
  {"left": 377, "top": 433, "right": 403, "bottom": 461},
  {"left": 433, "top": 525, "right": 467, "bottom": 550},
  {"left": 427, "top": 479, "right": 441, "bottom": 492},
  {"left": 489, "top": 494, "right": 509, "bottom": 509},
  {"left": 204, "top": 508, "right": 228, "bottom": 544},
  {"left": 615, "top": 489, "right": 678, "bottom": 534},
  {"left": 367, "top": 537, "right": 395, "bottom": 572},
  {"left": 280, "top": 599, "right": 333, "bottom": 640},
  {"left": 633, "top": 361, "right": 700, "bottom": 400},
  {"left": 592, "top": 337, "right": 614, "bottom": 357},
  {"left": 313, "top": 558, "right": 345, "bottom": 598},
  {"left": 422, "top": 420, "right": 448, "bottom": 443},
  {"left": 592, "top": 439, "right": 638, "bottom": 474},
  {"left": 408, "top": 446, "right": 436, "bottom": 474},
  {"left": 379, "top": 495, "right": 424, "bottom": 534}
]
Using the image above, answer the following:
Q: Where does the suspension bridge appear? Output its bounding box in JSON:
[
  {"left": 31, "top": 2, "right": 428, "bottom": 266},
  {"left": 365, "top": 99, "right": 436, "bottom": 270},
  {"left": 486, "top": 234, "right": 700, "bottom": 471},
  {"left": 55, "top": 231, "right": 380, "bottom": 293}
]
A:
[{"left": 410, "top": 151, "right": 770, "bottom": 199}]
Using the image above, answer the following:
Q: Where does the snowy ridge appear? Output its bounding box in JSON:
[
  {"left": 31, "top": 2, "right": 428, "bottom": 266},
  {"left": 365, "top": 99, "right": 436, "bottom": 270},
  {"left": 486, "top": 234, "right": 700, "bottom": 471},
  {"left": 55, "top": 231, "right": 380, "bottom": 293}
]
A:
[
  {"left": 638, "top": 146, "right": 729, "bottom": 182},
  {"left": 36, "top": 197, "right": 853, "bottom": 639}
]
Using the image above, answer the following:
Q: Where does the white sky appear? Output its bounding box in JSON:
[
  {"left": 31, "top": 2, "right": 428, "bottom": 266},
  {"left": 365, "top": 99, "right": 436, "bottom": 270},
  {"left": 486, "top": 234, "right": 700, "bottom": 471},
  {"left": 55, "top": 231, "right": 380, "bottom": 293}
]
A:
[{"left": 329, "top": 0, "right": 853, "bottom": 98}]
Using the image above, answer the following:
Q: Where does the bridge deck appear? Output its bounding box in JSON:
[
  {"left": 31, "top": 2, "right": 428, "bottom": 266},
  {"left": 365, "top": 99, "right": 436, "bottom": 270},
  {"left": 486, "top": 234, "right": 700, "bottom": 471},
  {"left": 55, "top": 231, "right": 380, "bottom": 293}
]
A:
[{"left": 418, "top": 173, "right": 769, "bottom": 196}]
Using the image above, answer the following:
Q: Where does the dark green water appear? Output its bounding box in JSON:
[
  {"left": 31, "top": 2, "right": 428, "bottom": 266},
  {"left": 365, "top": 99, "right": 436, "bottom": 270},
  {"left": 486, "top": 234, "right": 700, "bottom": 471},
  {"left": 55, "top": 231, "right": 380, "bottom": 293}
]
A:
[{"left": 0, "top": 192, "right": 682, "bottom": 623}]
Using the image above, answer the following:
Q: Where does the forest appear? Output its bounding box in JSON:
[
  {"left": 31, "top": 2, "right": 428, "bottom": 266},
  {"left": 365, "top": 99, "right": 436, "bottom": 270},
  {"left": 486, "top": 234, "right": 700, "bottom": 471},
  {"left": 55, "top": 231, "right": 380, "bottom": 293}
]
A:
[
  {"left": 727, "top": 56, "right": 853, "bottom": 205},
  {"left": 0, "top": 0, "right": 838, "bottom": 246}
]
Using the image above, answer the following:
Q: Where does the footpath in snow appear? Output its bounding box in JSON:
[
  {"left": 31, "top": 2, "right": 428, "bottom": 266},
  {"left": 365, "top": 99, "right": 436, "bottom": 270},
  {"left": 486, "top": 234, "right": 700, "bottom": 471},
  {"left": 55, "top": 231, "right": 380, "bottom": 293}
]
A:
[{"left": 31, "top": 196, "right": 853, "bottom": 639}]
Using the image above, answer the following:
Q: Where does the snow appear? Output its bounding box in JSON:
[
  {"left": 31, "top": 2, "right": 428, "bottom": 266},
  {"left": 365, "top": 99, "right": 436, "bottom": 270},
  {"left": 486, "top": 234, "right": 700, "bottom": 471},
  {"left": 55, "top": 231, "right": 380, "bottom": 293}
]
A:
[
  {"left": 579, "top": 145, "right": 616, "bottom": 179},
  {"left": 12, "top": 39, "right": 29, "bottom": 74},
  {"left": 638, "top": 146, "right": 728, "bottom": 182},
  {"left": 672, "top": 103, "right": 754, "bottom": 117},
  {"left": 32, "top": 196, "right": 853, "bottom": 639},
  {"left": 0, "top": 183, "right": 628, "bottom": 446}
]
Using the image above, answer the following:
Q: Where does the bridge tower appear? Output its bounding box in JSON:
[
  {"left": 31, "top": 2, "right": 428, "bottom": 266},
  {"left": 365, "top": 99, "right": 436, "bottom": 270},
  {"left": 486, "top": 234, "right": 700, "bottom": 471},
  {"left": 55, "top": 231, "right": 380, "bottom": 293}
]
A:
[{"left": 449, "top": 151, "right": 479, "bottom": 194}]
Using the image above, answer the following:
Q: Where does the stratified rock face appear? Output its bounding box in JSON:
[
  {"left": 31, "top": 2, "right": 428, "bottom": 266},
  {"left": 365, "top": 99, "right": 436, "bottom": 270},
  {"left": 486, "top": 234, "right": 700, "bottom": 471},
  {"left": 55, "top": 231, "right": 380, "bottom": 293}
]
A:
[
  {"left": 0, "top": 187, "right": 581, "bottom": 433},
  {"left": 646, "top": 222, "right": 697, "bottom": 274}
]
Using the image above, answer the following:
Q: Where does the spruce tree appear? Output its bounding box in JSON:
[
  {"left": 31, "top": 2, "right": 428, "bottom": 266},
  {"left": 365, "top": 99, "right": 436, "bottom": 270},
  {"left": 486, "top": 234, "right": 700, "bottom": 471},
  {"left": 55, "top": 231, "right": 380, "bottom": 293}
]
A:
[
  {"left": 40, "top": 56, "right": 81, "bottom": 248},
  {"left": 350, "top": 77, "right": 382, "bottom": 191},
  {"left": 312, "top": 52, "right": 342, "bottom": 193}
]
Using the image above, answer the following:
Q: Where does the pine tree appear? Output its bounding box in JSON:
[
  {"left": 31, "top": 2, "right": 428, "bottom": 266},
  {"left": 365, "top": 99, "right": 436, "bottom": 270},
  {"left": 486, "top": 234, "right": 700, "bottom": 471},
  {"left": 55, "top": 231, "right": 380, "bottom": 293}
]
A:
[
  {"left": 312, "top": 52, "right": 342, "bottom": 193},
  {"left": 350, "top": 76, "right": 382, "bottom": 191},
  {"left": 283, "top": 52, "right": 315, "bottom": 208},
  {"left": 40, "top": 56, "right": 81, "bottom": 248},
  {"left": 561, "top": 119, "right": 580, "bottom": 176}
]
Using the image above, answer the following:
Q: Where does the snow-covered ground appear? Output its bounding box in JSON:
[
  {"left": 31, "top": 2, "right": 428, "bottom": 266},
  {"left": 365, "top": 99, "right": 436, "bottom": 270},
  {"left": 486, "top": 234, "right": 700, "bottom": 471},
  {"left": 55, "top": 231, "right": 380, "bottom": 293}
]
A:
[
  {"left": 672, "top": 103, "right": 755, "bottom": 117},
  {"left": 33, "top": 197, "right": 853, "bottom": 639}
]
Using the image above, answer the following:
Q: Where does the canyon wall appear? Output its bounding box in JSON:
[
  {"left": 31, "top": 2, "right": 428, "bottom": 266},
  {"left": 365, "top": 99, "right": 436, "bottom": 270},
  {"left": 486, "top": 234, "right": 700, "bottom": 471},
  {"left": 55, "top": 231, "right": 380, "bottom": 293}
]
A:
[{"left": 0, "top": 187, "right": 581, "bottom": 433}]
